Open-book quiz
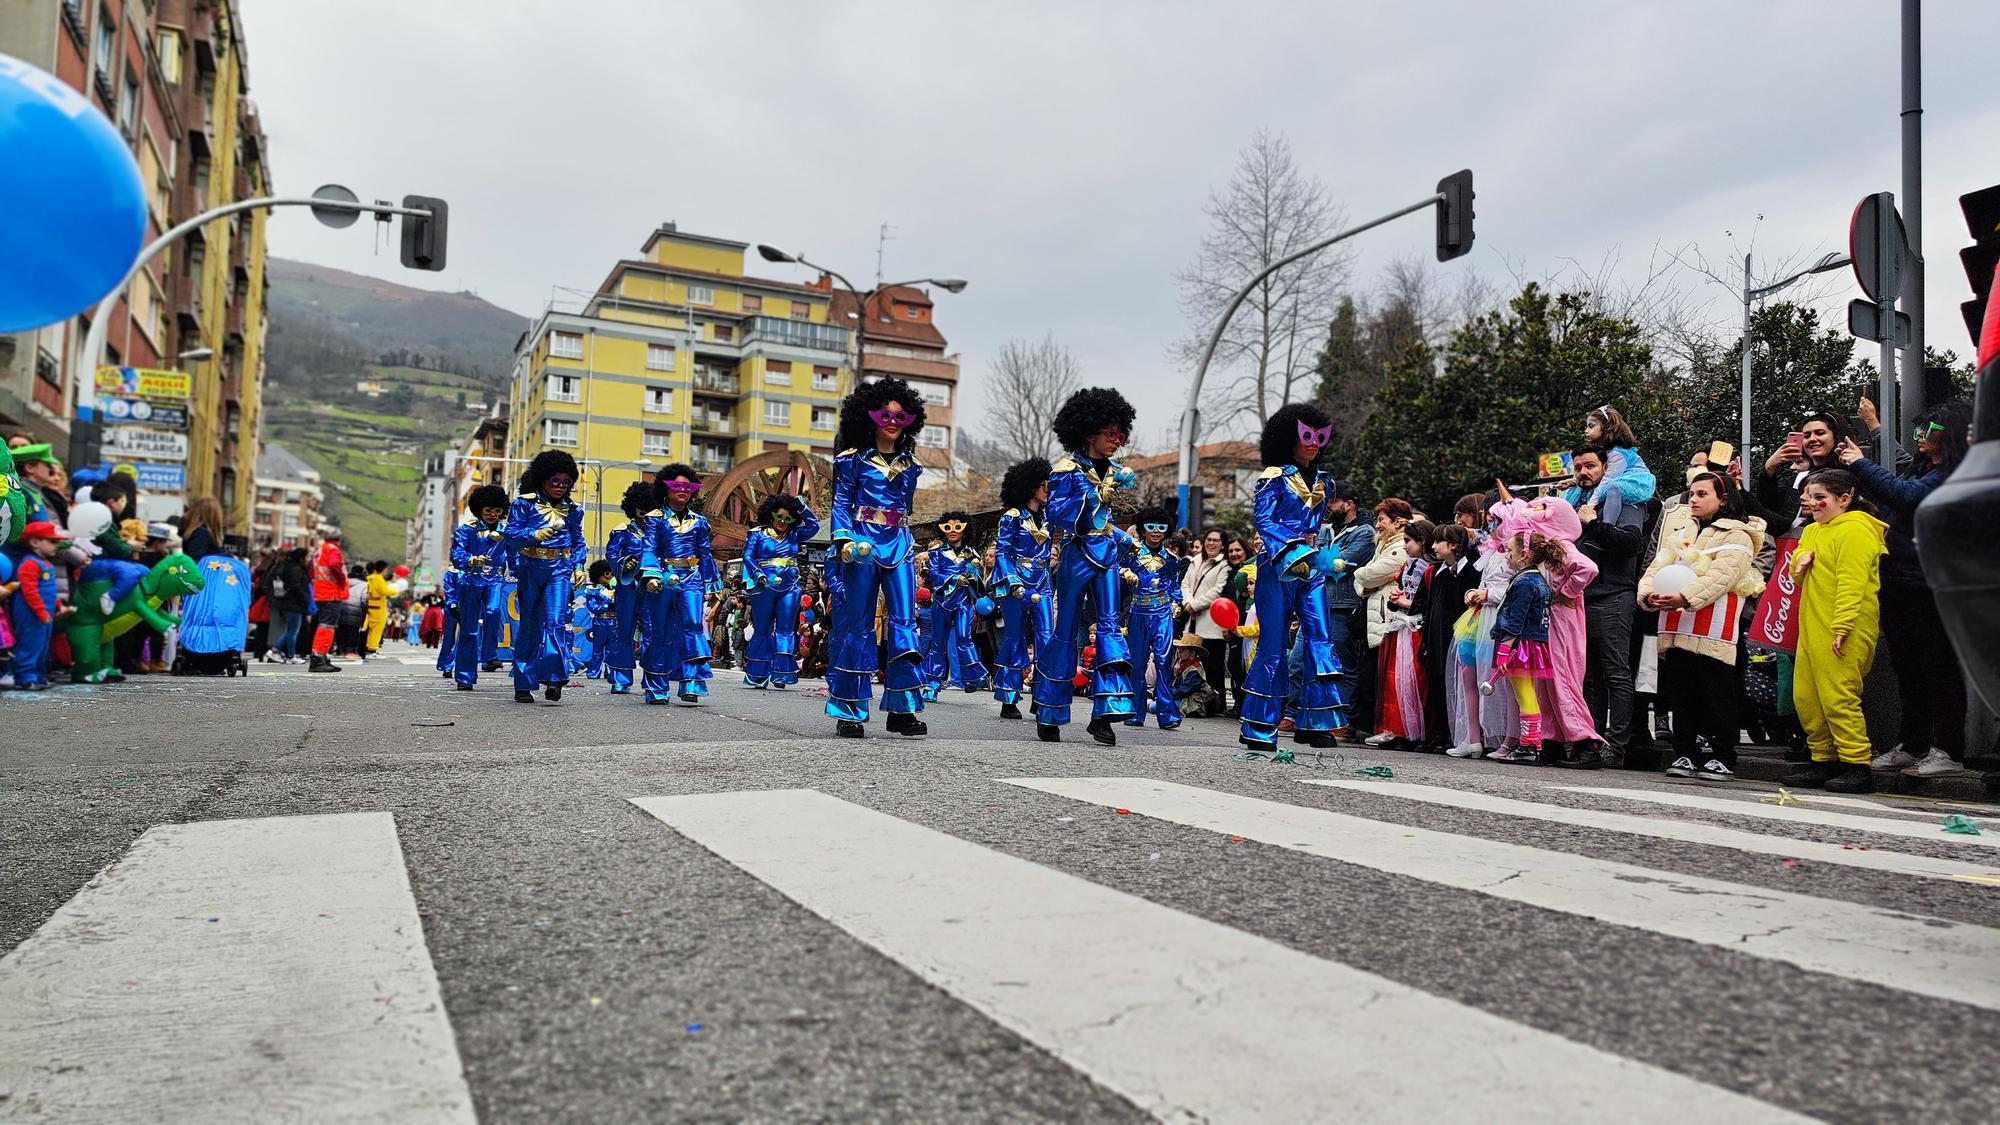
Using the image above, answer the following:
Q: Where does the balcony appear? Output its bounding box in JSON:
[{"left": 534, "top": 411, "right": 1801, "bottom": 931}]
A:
[
  {"left": 174, "top": 282, "right": 202, "bottom": 331},
  {"left": 695, "top": 456, "right": 734, "bottom": 475},
  {"left": 741, "top": 316, "right": 848, "bottom": 355},
  {"left": 691, "top": 414, "right": 734, "bottom": 436},
  {"left": 691, "top": 368, "right": 738, "bottom": 396}
]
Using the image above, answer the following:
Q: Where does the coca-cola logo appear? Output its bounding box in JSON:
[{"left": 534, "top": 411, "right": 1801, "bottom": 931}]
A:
[{"left": 1757, "top": 540, "right": 1799, "bottom": 643}]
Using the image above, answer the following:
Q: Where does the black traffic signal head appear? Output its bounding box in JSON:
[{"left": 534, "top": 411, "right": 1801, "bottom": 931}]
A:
[
  {"left": 1959, "top": 183, "right": 2000, "bottom": 344},
  {"left": 1436, "top": 169, "right": 1475, "bottom": 263},
  {"left": 400, "top": 194, "right": 449, "bottom": 272}
]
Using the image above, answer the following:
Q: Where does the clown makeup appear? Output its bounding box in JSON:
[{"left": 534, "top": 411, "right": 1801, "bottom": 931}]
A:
[{"left": 1801, "top": 480, "right": 1853, "bottom": 524}]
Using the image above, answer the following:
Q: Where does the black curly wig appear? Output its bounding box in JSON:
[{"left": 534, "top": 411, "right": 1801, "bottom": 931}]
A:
[
  {"left": 652, "top": 463, "right": 702, "bottom": 511},
  {"left": 834, "top": 376, "right": 928, "bottom": 458},
  {"left": 1051, "top": 387, "right": 1135, "bottom": 454},
  {"left": 933, "top": 508, "right": 981, "bottom": 550},
  {"left": 619, "top": 481, "right": 656, "bottom": 519},
  {"left": 999, "top": 457, "right": 1052, "bottom": 510},
  {"left": 1260, "top": 401, "right": 1333, "bottom": 469},
  {"left": 588, "top": 559, "right": 613, "bottom": 583},
  {"left": 1133, "top": 505, "right": 1174, "bottom": 530},
  {"left": 520, "top": 450, "right": 579, "bottom": 495},
  {"left": 466, "top": 483, "right": 510, "bottom": 516},
  {"left": 753, "top": 492, "right": 805, "bottom": 528}
]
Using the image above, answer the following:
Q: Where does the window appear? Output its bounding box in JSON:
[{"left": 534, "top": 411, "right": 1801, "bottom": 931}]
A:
[
  {"left": 545, "top": 419, "right": 578, "bottom": 446},
  {"left": 763, "top": 400, "right": 791, "bottom": 427},
  {"left": 741, "top": 294, "right": 762, "bottom": 312},
  {"left": 93, "top": 8, "right": 114, "bottom": 76},
  {"left": 688, "top": 285, "right": 714, "bottom": 306},
  {"left": 711, "top": 324, "right": 733, "bottom": 342},
  {"left": 789, "top": 301, "right": 810, "bottom": 320},
  {"left": 906, "top": 306, "right": 922, "bottom": 319},
  {"left": 158, "top": 29, "right": 183, "bottom": 84},
  {"left": 644, "top": 386, "right": 674, "bottom": 414},
  {"left": 546, "top": 374, "right": 580, "bottom": 403},
  {"left": 764, "top": 360, "right": 792, "bottom": 386},
  {"left": 812, "top": 366, "right": 838, "bottom": 392},
  {"left": 549, "top": 331, "right": 583, "bottom": 359},
  {"left": 918, "top": 425, "right": 949, "bottom": 449},
  {"left": 642, "top": 429, "right": 672, "bottom": 456},
  {"left": 646, "top": 343, "right": 675, "bottom": 371},
  {"left": 907, "top": 379, "right": 952, "bottom": 407},
  {"left": 192, "top": 157, "right": 210, "bottom": 207},
  {"left": 811, "top": 406, "right": 836, "bottom": 431},
  {"left": 118, "top": 71, "right": 138, "bottom": 133}
]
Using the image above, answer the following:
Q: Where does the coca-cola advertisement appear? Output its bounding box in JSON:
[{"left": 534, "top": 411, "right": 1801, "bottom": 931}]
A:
[{"left": 1748, "top": 536, "right": 1801, "bottom": 654}]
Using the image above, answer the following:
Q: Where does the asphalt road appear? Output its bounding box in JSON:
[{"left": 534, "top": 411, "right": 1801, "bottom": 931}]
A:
[{"left": 4, "top": 645, "right": 1998, "bottom": 1123}]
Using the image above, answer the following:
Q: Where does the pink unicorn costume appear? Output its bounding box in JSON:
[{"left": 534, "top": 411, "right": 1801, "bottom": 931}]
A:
[{"left": 1494, "top": 497, "right": 1602, "bottom": 746}]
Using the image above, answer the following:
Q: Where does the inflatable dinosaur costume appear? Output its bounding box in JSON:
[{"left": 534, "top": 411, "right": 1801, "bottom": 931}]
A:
[
  {"left": 64, "top": 552, "right": 203, "bottom": 683},
  {"left": 0, "top": 443, "right": 30, "bottom": 546}
]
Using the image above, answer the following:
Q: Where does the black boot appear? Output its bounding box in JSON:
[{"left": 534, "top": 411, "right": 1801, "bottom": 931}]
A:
[
  {"left": 544, "top": 682, "right": 563, "bottom": 702},
  {"left": 1783, "top": 760, "right": 1839, "bottom": 788},
  {"left": 1553, "top": 741, "right": 1603, "bottom": 770},
  {"left": 455, "top": 683, "right": 474, "bottom": 692},
  {"left": 999, "top": 702, "right": 1023, "bottom": 721},
  {"left": 308, "top": 654, "right": 338, "bottom": 673},
  {"left": 1293, "top": 729, "right": 1334, "bottom": 749},
  {"left": 886, "top": 711, "right": 928, "bottom": 737},
  {"left": 1087, "top": 717, "right": 1117, "bottom": 746},
  {"left": 513, "top": 690, "right": 535, "bottom": 703},
  {"left": 1823, "top": 764, "right": 1875, "bottom": 794},
  {"left": 1037, "top": 723, "right": 1061, "bottom": 743},
  {"left": 836, "top": 720, "right": 866, "bottom": 738},
  {"left": 483, "top": 660, "right": 503, "bottom": 673}
]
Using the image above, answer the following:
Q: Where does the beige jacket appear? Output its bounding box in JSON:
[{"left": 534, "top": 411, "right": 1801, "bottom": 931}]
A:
[
  {"left": 1637, "top": 515, "right": 1767, "bottom": 664},
  {"left": 1180, "top": 554, "right": 1231, "bottom": 640},
  {"left": 1354, "top": 534, "right": 1409, "bottom": 649}
]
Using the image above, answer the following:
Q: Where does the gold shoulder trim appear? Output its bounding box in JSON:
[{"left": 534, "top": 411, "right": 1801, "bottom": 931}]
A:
[
  {"left": 1258, "top": 465, "right": 1284, "bottom": 480},
  {"left": 1052, "top": 457, "right": 1077, "bottom": 474}
]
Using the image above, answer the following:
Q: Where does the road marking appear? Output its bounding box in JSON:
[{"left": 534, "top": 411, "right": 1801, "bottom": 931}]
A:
[
  {"left": 1301, "top": 780, "right": 2000, "bottom": 884},
  {"left": 1779, "top": 791, "right": 1996, "bottom": 825},
  {"left": 1004, "top": 778, "right": 2000, "bottom": 1014},
  {"left": 0, "top": 812, "right": 473, "bottom": 1123},
  {"left": 1558, "top": 786, "right": 2000, "bottom": 849},
  {"left": 633, "top": 788, "right": 1798, "bottom": 1123}
]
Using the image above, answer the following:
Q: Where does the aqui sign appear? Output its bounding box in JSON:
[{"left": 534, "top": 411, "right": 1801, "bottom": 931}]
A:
[{"left": 94, "top": 365, "right": 191, "bottom": 400}]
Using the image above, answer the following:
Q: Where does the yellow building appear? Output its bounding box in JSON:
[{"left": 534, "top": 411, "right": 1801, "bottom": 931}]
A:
[{"left": 505, "top": 224, "right": 851, "bottom": 538}]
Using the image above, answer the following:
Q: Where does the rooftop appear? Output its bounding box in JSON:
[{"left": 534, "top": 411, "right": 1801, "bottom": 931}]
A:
[
  {"left": 828, "top": 285, "right": 949, "bottom": 350},
  {"left": 256, "top": 442, "right": 320, "bottom": 482},
  {"left": 1125, "top": 440, "right": 1259, "bottom": 472}
]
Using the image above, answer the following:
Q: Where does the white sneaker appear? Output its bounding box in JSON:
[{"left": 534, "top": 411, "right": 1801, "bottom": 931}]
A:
[
  {"left": 1696, "top": 759, "right": 1736, "bottom": 783},
  {"left": 1871, "top": 746, "right": 1921, "bottom": 772},
  {"left": 1906, "top": 748, "right": 1965, "bottom": 778},
  {"left": 1447, "top": 743, "right": 1485, "bottom": 758},
  {"left": 1364, "top": 731, "right": 1397, "bottom": 747},
  {"left": 1664, "top": 756, "right": 1698, "bottom": 779}
]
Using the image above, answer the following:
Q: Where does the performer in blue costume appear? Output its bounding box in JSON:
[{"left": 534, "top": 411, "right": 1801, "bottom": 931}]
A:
[
  {"left": 1032, "top": 387, "right": 1139, "bottom": 746},
  {"left": 921, "top": 510, "right": 988, "bottom": 699},
  {"left": 1240, "top": 403, "right": 1347, "bottom": 750},
  {"left": 501, "top": 451, "right": 586, "bottom": 703},
  {"left": 1121, "top": 507, "right": 1185, "bottom": 730},
  {"left": 741, "top": 493, "right": 819, "bottom": 689},
  {"left": 579, "top": 560, "right": 616, "bottom": 680},
  {"left": 435, "top": 567, "right": 459, "bottom": 679},
  {"left": 823, "top": 376, "right": 928, "bottom": 739},
  {"left": 645, "top": 465, "right": 721, "bottom": 704},
  {"left": 448, "top": 484, "right": 512, "bottom": 691},
  {"left": 602, "top": 481, "right": 660, "bottom": 695},
  {"left": 990, "top": 458, "right": 1053, "bottom": 722}
]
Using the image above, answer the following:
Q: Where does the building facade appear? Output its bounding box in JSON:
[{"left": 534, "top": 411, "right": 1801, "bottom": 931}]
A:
[
  {"left": 828, "top": 285, "right": 962, "bottom": 484},
  {"left": 1126, "top": 440, "right": 1261, "bottom": 525},
  {"left": 252, "top": 441, "right": 322, "bottom": 549},
  {"left": 406, "top": 450, "right": 456, "bottom": 585}
]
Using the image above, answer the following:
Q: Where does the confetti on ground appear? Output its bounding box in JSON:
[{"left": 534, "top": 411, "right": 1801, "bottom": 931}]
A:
[
  {"left": 589, "top": 996, "right": 602, "bottom": 1007},
  {"left": 685, "top": 1023, "right": 704, "bottom": 1034},
  {"left": 1760, "top": 788, "right": 1800, "bottom": 806},
  {"left": 1056, "top": 816, "right": 1075, "bottom": 823},
  {"left": 1355, "top": 766, "right": 1395, "bottom": 779},
  {"left": 1115, "top": 808, "right": 1131, "bottom": 816},
  {"left": 1943, "top": 814, "right": 1983, "bottom": 836},
  {"left": 1229, "top": 835, "right": 1244, "bottom": 843}
]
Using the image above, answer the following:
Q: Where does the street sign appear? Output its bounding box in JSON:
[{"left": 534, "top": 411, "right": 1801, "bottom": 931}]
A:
[
  {"left": 129, "top": 462, "right": 186, "bottom": 492},
  {"left": 94, "top": 365, "right": 190, "bottom": 400},
  {"left": 1849, "top": 299, "right": 1912, "bottom": 347},
  {"left": 1850, "top": 192, "right": 1907, "bottom": 304},
  {"left": 310, "top": 183, "right": 361, "bottom": 229},
  {"left": 103, "top": 426, "right": 188, "bottom": 462},
  {"left": 101, "top": 396, "right": 188, "bottom": 428}
]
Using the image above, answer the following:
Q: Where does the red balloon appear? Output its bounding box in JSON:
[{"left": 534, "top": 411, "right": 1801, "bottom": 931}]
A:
[
  {"left": 800, "top": 595, "right": 813, "bottom": 609},
  {"left": 1207, "top": 597, "right": 1241, "bottom": 631},
  {"left": 393, "top": 565, "right": 410, "bottom": 578},
  {"left": 916, "top": 586, "right": 932, "bottom": 605}
]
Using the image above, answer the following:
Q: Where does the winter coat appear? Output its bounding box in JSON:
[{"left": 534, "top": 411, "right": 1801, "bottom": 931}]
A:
[
  {"left": 1179, "top": 553, "right": 1231, "bottom": 640},
  {"left": 1637, "top": 515, "right": 1766, "bottom": 664},
  {"left": 1845, "top": 455, "right": 1941, "bottom": 589},
  {"left": 1355, "top": 534, "right": 1409, "bottom": 649},
  {"left": 270, "top": 558, "right": 311, "bottom": 614}
]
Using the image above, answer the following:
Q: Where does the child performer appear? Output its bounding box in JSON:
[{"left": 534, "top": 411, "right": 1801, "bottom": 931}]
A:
[
  {"left": 449, "top": 484, "right": 511, "bottom": 691},
  {"left": 991, "top": 457, "right": 1053, "bottom": 721},
  {"left": 435, "top": 567, "right": 459, "bottom": 679},
  {"left": 645, "top": 466, "right": 721, "bottom": 704},
  {"left": 741, "top": 493, "right": 819, "bottom": 689},
  {"left": 1479, "top": 530, "right": 1559, "bottom": 763},
  {"left": 921, "top": 510, "right": 988, "bottom": 699},
  {"left": 580, "top": 560, "right": 617, "bottom": 681},
  {"left": 1122, "top": 507, "right": 1185, "bottom": 730},
  {"left": 502, "top": 451, "right": 586, "bottom": 703},
  {"left": 1032, "top": 388, "right": 1140, "bottom": 745},
  {"left": 824, "top": 376, "right": 929, "bottom": 738},
  {"left": 603, "top": 481, "right": 660, "bottom": 695},
  {"left": 1782, "top": 469, "right": 1887, "bottom": 793}
]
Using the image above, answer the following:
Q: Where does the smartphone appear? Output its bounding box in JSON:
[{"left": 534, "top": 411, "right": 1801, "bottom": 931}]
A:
[
  {"left": 1787, "top": 430, "right": 1806, "bottom": 450},
  {"left": 1708, "top": 440, "right": 1734, "bottom": 466}
]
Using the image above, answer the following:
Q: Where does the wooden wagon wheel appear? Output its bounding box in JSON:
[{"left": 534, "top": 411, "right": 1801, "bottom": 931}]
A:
[{"left": 704, "top": 448, "right": 834, "bottom": 558}]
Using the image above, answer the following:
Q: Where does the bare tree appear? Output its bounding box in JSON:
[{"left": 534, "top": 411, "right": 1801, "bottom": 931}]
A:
[
  {"left": 982, "top": 334, "right": 1084, "bottom": 462},
  {"left": 1176, "top": 128, "right": 1348, "bottom": 433}
]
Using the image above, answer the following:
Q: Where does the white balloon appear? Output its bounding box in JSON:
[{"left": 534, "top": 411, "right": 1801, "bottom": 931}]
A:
[
  {"left": 1652, "top": 563, "right": 1698, "bottom": 596},
  {"left": 388, "top": 577, "right": 410, "bottom": 595}
]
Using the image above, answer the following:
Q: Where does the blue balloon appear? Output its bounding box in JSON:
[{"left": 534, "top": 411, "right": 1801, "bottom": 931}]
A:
[
  {"left": 0, "top": 53, "right": 148, "bottom": 333},
  {"left": 801, "top": 609, "right": 816, "bottom": 623},
  {"left": 975, "top": 596, "right": 996, "bottom": 617}
]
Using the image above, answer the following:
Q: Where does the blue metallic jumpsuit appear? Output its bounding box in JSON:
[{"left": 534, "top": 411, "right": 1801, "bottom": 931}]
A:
[
  {"left": 990, "top": 505, "right": 1054, "bottom": 707},
  {"left": 501, "top": 492, "right": 586, "bottom": 692},
  {"left": 580, "top": 583, "right": 616, "bottom": 679},
  {"left": 602, "top": 512, "right": 659, "bottom": 693},
  {"left": 644, "top": 507, "right": 721, "bottom": 702},
  {"left": 1121, "top": 534, "right": 1184, "bottom": 728},
  {"left": 922, "top": 542, "right": 988, "bottom": 697},
  {"left": 741, "top": 509, "right": 821, "bottom": 687},
  {"left": 1240, "top": 465, "right": 1346, "bottom": 741},
  {"left": 435, "top": 568, "right": 460, "bottom": 677},
  {"left": 1031, "top": 456, "right": 1137, "bottom": 726},
  {"left": 824, "top": 447, "right": 924, "bottom": 723},
  {"left": 449, "top": 516, "right": 511, "bottom": 688}
]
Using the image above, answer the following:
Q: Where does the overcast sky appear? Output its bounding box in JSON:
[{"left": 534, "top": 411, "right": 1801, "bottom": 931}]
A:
[{"left": 246, "top": 0, "right": 1999, "bottom": 449}]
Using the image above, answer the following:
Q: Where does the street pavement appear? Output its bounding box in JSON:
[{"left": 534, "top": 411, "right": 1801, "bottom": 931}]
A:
[{"left": 4, "top": 644, "right": 1999, "bottom": 1123}]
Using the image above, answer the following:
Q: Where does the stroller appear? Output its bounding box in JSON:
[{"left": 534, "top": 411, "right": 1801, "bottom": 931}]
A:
[{"left": 173, "top": 554, "right": 253, "bottom": 677}]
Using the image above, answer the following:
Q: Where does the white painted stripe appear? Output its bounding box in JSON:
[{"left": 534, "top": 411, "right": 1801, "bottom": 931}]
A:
[
  {"left": 1559, "top": 786, "right": 2000, "bottom": 849},
  {"left": 0, "top": 813, "right": 473, "bottom": 1123},
  {"left": 634, "top": 789, "right": 1796, "bottom": 1124},
  {"left": 1300, "top": 780, "right": 2000, "bottom": 884},
  {"left": 1786, "top": 791, "right": 1997, "bottom": 825},
  {"left": 1005, "top": 778, "right": 2000, "bottom": 1014}
]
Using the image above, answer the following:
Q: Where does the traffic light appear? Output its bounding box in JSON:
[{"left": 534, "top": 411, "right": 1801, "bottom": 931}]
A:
[
  {"left": 1436, "top": 169, "right": 1475, "bottom": 262},
  {"left": 1958, "top": 183, "right": 2000, "bottom": 344},
  {"left": 400, "top": 194, "right": 449, "bottom": 272}
]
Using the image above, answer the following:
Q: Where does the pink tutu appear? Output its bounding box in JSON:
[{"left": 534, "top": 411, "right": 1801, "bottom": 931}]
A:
[{"left": 1495, "top": 639, "right": 1554, "bottom": 680}]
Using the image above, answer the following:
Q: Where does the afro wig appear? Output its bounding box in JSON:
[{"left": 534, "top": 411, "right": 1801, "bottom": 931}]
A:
[
  {"left": 753, "top": 492, "right": 805, "bottom": 528},
  {"left": 1259, "top": 401, "right": 1334, "bottom": 469},
  {"left": 834, "top": 376, "right": 929, "bottom": 458},
  {"left": 1133, "top": 505, "right": 1174, "bottom": 530},
  {"left": 999, "top": 457, "right": 1052, "bottom": 510},
  {"left": 588, "top": 559, "right": 613, "bottom": 583},
  {"left": 1051, "top": 387, "right": 1136, "bottom": 454},
  {"left": 466, "top": 483, "right": 510, "bottom": 515},
  {"left": 520, "top": 450, "right": 579, "bottom": 495},
  {"left": 933, "top": 508, "right": 981, "bottom": 549},
  {"left": 619, "top": 481, "right": 656, "bottom": 519}
]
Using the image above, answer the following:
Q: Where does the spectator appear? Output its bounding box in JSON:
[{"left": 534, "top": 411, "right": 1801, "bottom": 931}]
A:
[
  {"left": 1756, "top": 410, "right": 1852, "bottom": 531},
  {"left": 1569, "top": 443, "right": 1648, "bottom": 767},
  {"left": 1782, "top": 469, "right": 1888, "bottom": 793},
  {"left": 1179, "top": 526, "right": 1233, "bottom": 716},
  {"left": 1223, "top": 534, "right": 1251, "bottom": 716},
  {"left": 1318, "top": 481, "right": 1376, "bottom": 736},
  {"left": 1353, "top": 498, "right": 1414, "bottom": 732},
  {"left": 268, "top": 546, "right": 310, "bottom": 663},
  {"left": 1421, "top": 523, "right": 1479, "bottom": 753},
  {"left": 1369, "top": 518, "right": 1433, "bottom": 747},
  {"left": 181, "top": 497, "right": 225, "bottom": 562}
]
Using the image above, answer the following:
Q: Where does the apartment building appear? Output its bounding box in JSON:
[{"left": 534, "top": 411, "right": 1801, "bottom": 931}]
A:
[
  {"left": 828, "top": 285, "right": 962, "bottom": 482},
  {"left": 251, "top": 441, "right": 322, "bottom": 549}
]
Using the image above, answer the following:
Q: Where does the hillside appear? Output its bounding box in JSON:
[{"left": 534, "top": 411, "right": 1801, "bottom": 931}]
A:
[{"left": 261, "top": 258, "right": 528, "bottom": 561}]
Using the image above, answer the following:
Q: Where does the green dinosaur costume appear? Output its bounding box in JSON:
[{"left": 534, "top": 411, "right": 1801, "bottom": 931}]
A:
[
  {"left": 64, "top": 553, "right": 203, "bottom": 683},
  {"left": 0, "top": 443, "right": 30, "bottom": 546}
]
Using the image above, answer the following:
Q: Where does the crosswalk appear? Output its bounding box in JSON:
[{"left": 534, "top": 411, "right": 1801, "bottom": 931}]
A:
[{"left": 6, "top": 772, "right": 1996, "bottom": 1121}]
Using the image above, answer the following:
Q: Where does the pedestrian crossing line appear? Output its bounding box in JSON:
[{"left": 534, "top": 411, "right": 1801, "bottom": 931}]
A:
[
  {"left": 0, "top": 812, "right": 474, "bottom": 1123},
  {"left": 1003, "top": 778, "right": 2000, "bottom": 1014},
  {"left": 632, "top": 789, "right": 1798, "bottom": 1124},
  {"left": 1299, "top": 780, "right": 2000, "bottom": 884},
  {"left": 1558, "top": 786, "right": 2000, "bottom": 849},
  {"left": 1782, "top": 791, "right": 1997, "bottom": 825}
]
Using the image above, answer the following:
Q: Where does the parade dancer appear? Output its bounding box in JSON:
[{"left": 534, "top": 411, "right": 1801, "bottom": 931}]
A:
[
  {"left": 741, "top": 493, "right": 819, "bottom": 689},
  {"left": 921, "top": 511, "right": 988, "bottom": 699},
  {"left": 1122, "top": 507, "right": 1185, "bottom": 730},
  {"left": 448, "top": 484, "right": 511, "bottom": 691},
  {"left": 1240, "top": 403, "right": 1346, "bottom": 751},
  {"left": 1031, "top": 387, "right": 1139, "bottom": 745},
  {"left": 602, "top": 481, "right": 660, "bottom": 695},
  {"left": 644, "top": 466, "right": 721, "bottom": 704},
  {"left": 502, "top": 451, "right": 586, "bottom": 703},
  {"left": 824, "top": 377, "right": 929, "bottom": 738},
  {"left": 435, "top": 566, "right": 459, "bottom": 679},
  {"left": 580, "top": 560, "right": 617, "bottom": 680},
  {"left": 991, "top": 457, "right": 1053, "bottom": 722}
]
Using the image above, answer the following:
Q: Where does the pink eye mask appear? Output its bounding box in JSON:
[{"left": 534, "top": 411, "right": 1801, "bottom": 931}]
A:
[{"left": 1297, "top": 420, "right": 1333, "bottom": 446}]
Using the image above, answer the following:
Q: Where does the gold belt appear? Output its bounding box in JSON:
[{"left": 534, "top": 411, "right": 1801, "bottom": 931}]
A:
[
  {"left": 660, "top": 556, "right": 699, "bottom": 567},
  {"left": 518, "top": 546, "right": 569, "bottom": 560},
  {"left": 765, "top": 557, "right": 796, "bottom": 567}
]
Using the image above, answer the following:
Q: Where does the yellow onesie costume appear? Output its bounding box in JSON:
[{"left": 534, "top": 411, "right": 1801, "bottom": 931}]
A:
[
  {"left": 1790, "top": 509, "right": 1887, "bottom": 766},
  {"left": 365, "top": 571, "right": 390, "bottom": 654}
]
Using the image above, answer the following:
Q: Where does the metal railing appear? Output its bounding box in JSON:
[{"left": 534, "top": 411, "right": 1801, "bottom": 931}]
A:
[
  {"left": 692, "top": 368, "right": 739, "bottom": 394},
  {"left": 742, "top": 316, "right": 848, "bottom": 353}
]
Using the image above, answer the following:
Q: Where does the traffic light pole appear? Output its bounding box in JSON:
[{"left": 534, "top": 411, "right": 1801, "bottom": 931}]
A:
[{"left": 1899, "top": 0, "right": 1924, "bottom": 440}]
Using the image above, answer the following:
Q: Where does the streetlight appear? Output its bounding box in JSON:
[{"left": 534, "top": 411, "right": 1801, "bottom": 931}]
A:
[
  {"left": 754, "top": 244, "right": 967, "bottom": 394},
  {"left": 176, "top": 346, "right": 214, "bottom": 363},
  {"left": 1739, "top": 250, "right": 1850, "bottom": 484}
]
